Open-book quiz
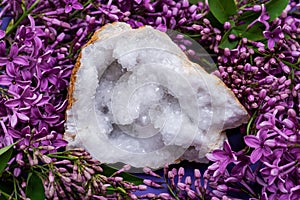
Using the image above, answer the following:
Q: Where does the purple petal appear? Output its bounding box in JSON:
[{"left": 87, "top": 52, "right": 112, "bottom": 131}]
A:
[
  {"left": 4, "top": 99, "right": 21, "bottom": 108},
  {"left": 250, "top": 148, "right": 263, "bottom": 163},
  {"left": 223, "top": 140, "right": 232, "bottom": 153},
  {"left": 10, "top": 113, "right": 18, "bottom": 128},
  {"left": 16, "top": 112, "right": 29, "bottom": 121},
  {"left": 52, "top": 139, "right": 68, "bottom": 148},
  {"left": 40, "top": 79, "right": 48, "bottom": 91},
  {"left": 9, "top": 44, "right": 19, "bottom": 57},
  {"left": 21, "top": 126, "right": 31, "bottom": 135},
  {"left": 48, "top": 75, "right": 58, "bottom": 85},
  {"left": 44, "top": 116, "right": 60, "bottom": 124},
  {"left": 65, "top": 5, "right": 72, "bottom": 13},
  {"left": 263, "top": 31, "right": 271, "bottom": 39},
  {"left": 13, "top": 56, "right": 29, "bottom": 66},
  {"left": 7, "top": 128, "right": 22, "bottom": 138},
  {"left": 244, "top": 135, "right": 260, "bottom": 148},
  {"left": 0, "top": 57, "right": 8, "bottom": 66},
  {"left": 267, "top": 39, "right": 275, "bottom": 49},
  {"left": 72, "top": 2, "right": 83, "bottom": 10},
  {"left": 0, "top": 75, "right": 12, "bottom": 85},
  {"left": 212, "top": 150, "right": 228, "bottom": 160},
  {"left": 6, "top": 62, "right": 17, "bottom": 77},
  {"left": 0, "top": 30, "right": 5, "bottom": 39}
]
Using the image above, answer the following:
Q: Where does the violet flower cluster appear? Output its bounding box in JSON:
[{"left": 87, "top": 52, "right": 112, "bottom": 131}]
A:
[{"left": 0, "top": 0, "right": 299, "bottom": 199}]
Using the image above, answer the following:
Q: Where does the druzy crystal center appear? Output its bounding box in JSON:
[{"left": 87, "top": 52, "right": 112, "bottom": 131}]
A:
[{"left": 65, "top": 23, "right": 249, "bottom": 169}]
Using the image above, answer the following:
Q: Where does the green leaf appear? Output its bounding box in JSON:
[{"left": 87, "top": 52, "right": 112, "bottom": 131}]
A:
[
  {"left": 0, "top": 142, "right": 17, "bottom": 174},
  {"left": 208, "top": 0, "right": 237, "bottom": 23},
  {"left": 100, "top": 164, "right": 143, "bottom": 185},
  {"left": 25, "top": 173, "right": 45, "bottom": 200},
  {"left": 218, "top": 29, "right": 238, "bottom": 49},
  {"left": 0, "top": 180, "right": 14, "bottom": 200},
  {"left": 189, "top": 0, "right": 205, "bottom": 4},
  {"left": 232, "top": 23, "right": 265, "bottom": 41},
  {"left": 265, "top": 0, "right": 289, "bottom": 21},
  {"left": 239, "top": 10, "right": 260, "bottom": 23}
]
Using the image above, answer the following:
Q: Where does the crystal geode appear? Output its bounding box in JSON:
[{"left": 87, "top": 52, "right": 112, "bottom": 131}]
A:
[{"left": 65, "top": 22, "right": 249, "bottom": 169}]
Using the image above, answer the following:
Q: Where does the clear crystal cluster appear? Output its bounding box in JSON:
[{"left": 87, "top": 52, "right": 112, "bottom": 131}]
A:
[{"left": 65, "top": 22, "right": 249, "bottom": 168}]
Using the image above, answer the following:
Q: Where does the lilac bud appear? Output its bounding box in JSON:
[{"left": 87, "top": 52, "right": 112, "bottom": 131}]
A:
[
  {"left": 242, "top": 38, "right": 248, "bottom": 44},
  {"left": 194, "top": 169, "right": 201, "bottom": 178},
  {"left": 217, "top": 184, "right": 228, "bottom": 192},
  {"left": 229, "top": 34, "right": 236, "bottom": 40},
  {"left": 267, "top": 97, "right": 277, "bottom": 106},
  {"left": 264, "top": 139, "right": 276, "bottom": 147},
  {"left": 61, "top": 175, "right": 71, "bottom": 183},
  {"left": 41, "top": 155, "right": 52, "bottom": 164},
  {"left": 49, "top": 171, "right": 55, "bottom": 183},
  {"left": 187, "top": 189, "right": 196, "bottom": 199},
  {"left": 158, "top": 193, "right": 172, "bottom": 199},
  {"left": 178, "top": 18, "right": 187, "bottom": 25},
  {"left": 83, "top": 170, "right": 91, "bottom": 180},
  {"left": 143, "top": 167, "right": 160, "bottom": 177},
  {"left": 57, "top": 33, "right": 65, "bottom": 42},
  {"left": 163, "top": 5, "right": 168, "bottom": 13},
  {"left": 281, "top": 64, "right": 291, "bottom": 73},
  {"left": 224, "top": 22, "right": 231, "bottom": 30},
  {"left": 143, "top": 179, "right": 162, "bottom": 188},
  {"left": 114, "top": 177, "right": 123, "bottom": 182},
  {"left": 187, "top": 49, "right": 196, "bottom": 56},
  {"left": 189, "top": 5, "right": 197, "bottom": 13},
  {"left": 178, "top": 167, "right": 185, "bottom": 176},
  {"left": 248, "top": 95, "right": 255, "bottom": 102},
  {"left": 216, "top": 35, "right": 222, "bottom": 41},
  {"left": 182, "top": 0, "right": 189, "bottom": 8},
  {"left": 138, "top": 185, "right": 147, "bottom": 190},
  {"left": 185, "top": 176, "right": 192, "bottom": 185},
  {"left": 282, "top": 118, "right": 295, "bottom": 129},
  {"left": 192, "top": 24, "right": 201, "bottom": 30},
  {"left": 291, "top": 51, "right": 300, "bottom": 57},
  {"left": 168, "top": 171, "right": 174, "bottom": 178},
  {"left": 288, "top": 109, "right": 296, "bottom": 118},
  {"left": 14, "top": 168, "right": 21, "bottom": 177},
  {"left": 253, "top": 5, "right": 261, "bottom": 12},
  {"left": 224, "top": 48, "right": 231, "bottom": 57},
  {"left": 177, "top": 182, "right": 186, "bottom": 190},
  {"left": 155, "top": 17, "right": 162, "bottom": 25}
]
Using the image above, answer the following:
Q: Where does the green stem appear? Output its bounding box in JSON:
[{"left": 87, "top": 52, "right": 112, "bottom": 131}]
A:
[
  {"left": 246, "top": 109, "right": 258, "bottom": 135},
  {"left": 68, "top": 0, "right": 93, "bottom": 19},
  {"left": 6, "top": 0, "right": 40, "bottom": 35},
  {"left": 0, "top": 189, "right": 12, "bottom": 199},
  {"left": 13, "top": 178, "right": 18, "bottom": 200},
  {"left": 5, "top": 0, "right": 41, "bottom": 36}
]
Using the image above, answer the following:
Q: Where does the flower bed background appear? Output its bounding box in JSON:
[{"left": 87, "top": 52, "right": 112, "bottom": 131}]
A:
[{"left": 0, "top": 0, "right": 299, "bottom": 199}]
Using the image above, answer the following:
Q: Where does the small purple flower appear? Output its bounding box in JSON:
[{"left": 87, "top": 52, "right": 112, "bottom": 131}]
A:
[
  {"left": 260, "top": 158, "right": 296, "bottom": 185},
  {"left": 64, "top": 0, "right": 83, "bottom": 13},
  {"left": 263, "top": 27, "right": 285, "bottom": 49},
  {"left": 207, "top": 140, "right": 237, "bottom": 173},
  {"left": 244, "top": 130, "right": 272, "bottom": 163},
  {"left": 0, "top": 43, "right": 29, "bottom": 77},
  {"left": 247, "top": 4, "right": 270, "bottom": 31}
]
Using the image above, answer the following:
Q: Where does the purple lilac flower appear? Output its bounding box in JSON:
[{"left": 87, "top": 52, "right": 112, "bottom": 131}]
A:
[
  {"left": 0, "top": 43, "right": 29, "bottom": 77},
  {"left": 263, "top": 27, "right": 285, "bottom": 49},
  {"left": 244, "top": 130, "right": 272, "bottom": 163},
  {"left": 207, "top": 140, "right": 237, "bottom": 173}
]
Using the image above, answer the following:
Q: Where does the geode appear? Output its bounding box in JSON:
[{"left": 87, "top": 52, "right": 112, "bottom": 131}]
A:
[{"left": 65, "top": 22, "right": 249, "bottom": 169}]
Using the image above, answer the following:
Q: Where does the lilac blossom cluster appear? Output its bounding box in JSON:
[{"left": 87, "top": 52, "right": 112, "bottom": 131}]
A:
[{"left": 0, "top": 0, "right": 299, "bottom": 199}]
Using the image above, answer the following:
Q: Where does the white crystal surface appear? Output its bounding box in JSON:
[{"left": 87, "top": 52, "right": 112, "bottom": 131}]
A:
[{"left": 65, "top": 23, "right": 249, "bottom": 169}]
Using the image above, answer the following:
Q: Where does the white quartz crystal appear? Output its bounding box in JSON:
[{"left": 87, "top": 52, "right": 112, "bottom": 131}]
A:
[{"left": 65, "top": 22, "right": 249, "bottom": 169}]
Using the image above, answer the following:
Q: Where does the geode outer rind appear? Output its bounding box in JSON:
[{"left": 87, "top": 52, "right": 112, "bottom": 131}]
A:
[{"left": 65, "top": 22, "right": 249, "bottom": 168}]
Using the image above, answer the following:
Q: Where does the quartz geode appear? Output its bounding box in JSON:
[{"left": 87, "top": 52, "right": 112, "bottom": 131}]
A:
[{"left": 65, "top": 22, "right": 249, "bottom": 168}]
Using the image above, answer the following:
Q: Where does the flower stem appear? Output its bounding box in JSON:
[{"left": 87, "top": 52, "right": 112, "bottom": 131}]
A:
[{"left": 5, "top": 0, "right": 41, "bottom": 36}]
